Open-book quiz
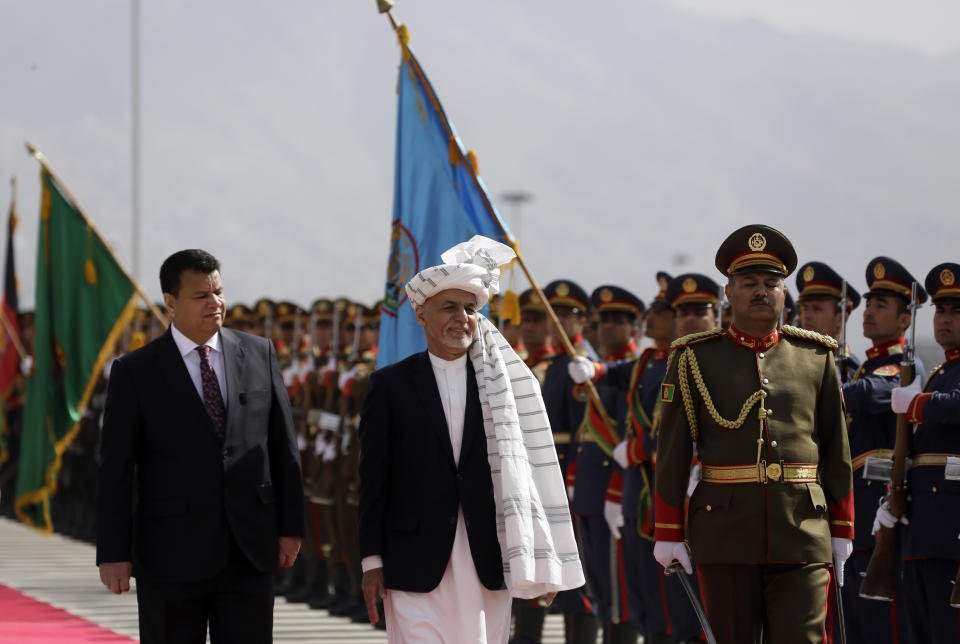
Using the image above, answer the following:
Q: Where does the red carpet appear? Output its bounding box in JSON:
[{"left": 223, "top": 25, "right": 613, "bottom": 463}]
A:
[{"left": 0, "top": 585, "right": 135, "bottom": 642}]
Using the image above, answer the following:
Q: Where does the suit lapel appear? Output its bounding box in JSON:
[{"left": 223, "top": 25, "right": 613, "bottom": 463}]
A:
[
  {"left": 155, "top": 329, "right": 218, "bottom": 438},
  {"left": 412, "top": 351, "right": 457, "bottom": 471},
  {"left": 220, "top": 327, "right": 246, "bottom": 439}
]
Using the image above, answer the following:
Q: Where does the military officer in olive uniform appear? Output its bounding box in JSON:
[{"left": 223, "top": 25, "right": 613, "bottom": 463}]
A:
[
  {"left": 841, "top": 257, "right": 927, "bottom": 644},
  {"left": 796, "top": 262, "right": 861, "bottom": 383},
  {"left": 879, "top": 262, "right": 960, "bottom": 642},
  {"left": 654, "top": 225, "right": 854, "bottom": 644}
]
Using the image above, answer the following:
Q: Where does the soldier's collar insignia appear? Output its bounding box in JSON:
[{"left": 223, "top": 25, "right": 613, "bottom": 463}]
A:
[
  {"left": 803, "top": 265, "right": 815, "bottom": 282},
  {"left": 873, "top": 263, "right": 886, "bottom": 280},
  {"left": 748, "top": 232, "right": 767, "bottom": 251},
  {"left": 945, "top": 347, "right": 960, "bottom": 363},
  {"left": 941, "top": 269, "right": 955, "bottom": 286},
  {"left": 865, "top": 336, "right": 905, "bottom": 361},
  {"left": 726, "top": 325, "right": 779, "bottom": 351}
]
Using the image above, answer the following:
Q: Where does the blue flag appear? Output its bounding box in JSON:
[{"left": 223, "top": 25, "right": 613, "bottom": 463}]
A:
[{"left": 377, "top": 43, "right": 514, "bottom": 368}]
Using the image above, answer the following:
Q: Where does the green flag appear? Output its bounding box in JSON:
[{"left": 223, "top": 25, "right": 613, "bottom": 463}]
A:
[{"left": 15, "top": 169, "right": 138, "bottom": 532}]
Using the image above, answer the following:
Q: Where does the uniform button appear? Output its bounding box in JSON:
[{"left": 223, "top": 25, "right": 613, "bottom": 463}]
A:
[
  {"left": 706, "top": 505, "right": 712, "bottom": 511},
  {"left": 578, "top": 447, "right": 583, "bottom": 453},
  {"left": 867, "top": 480, "right": 872, "bottom": 486},
  {"left": 758, "top": 352, "right": 765, "bottom": 359},
  {"left": 932, "top": 486, "right": 938, "bottom": 494},
  {"left": 603, "top": 460, "right": 610, "bottom": 467},
  {"left": 770, "top": 440, "right": 778, "bottom": 448},
  {"left": 763, "top": 378, "right": 770, "bottom": 384}
]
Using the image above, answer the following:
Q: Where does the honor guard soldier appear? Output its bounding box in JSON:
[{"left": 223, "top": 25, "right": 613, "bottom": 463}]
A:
[
  {"left": 654, "top": 225, "right": 854, "bottom": 644},
  {"left": 841, "top": 256, "right": 927, "bottom": 644},
  {"left": 571, "top": 274, "right": 704, "bottom": 643},
  {"left": 876, "top": 263, "right": 960, "bottom": 642},
  {"left": 570, "top": 286, "right": 643, "bottom": 643},
  {"left": 519, "top": 280, "right": 598, "bottom": 644},
  {"left": 518, "top": 288, "right": 557, "bottom": 382},
  {"left": 671, "top": 273, "right": 722, "bottom": 340},
  {"left": 251, "top": 298, "right": 275, "bottom": 340},
  {"left": 225, "top": 303, "right": 254, "bottom": 333},
  {"left": 796, "top": 261, "right": 862, "bottom": 383}
]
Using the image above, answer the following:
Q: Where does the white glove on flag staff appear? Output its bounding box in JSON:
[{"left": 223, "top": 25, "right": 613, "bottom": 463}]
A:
[
  {"left": 567, "top": 356, "right": 595, "bottom": 384},
  {"left": 891, "top": 376, "right": 922, "bottom": 414},
  {"left": 873, "top": 500, "right": 909, "bottom": 534},
  {"left": 612, "top": 441, "right": 630, "bottom": 469}
]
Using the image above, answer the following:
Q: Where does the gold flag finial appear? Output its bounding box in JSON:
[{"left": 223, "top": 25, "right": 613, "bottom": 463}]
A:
[{"left": 375, "top": 0, "right": 401, "bottom": 34}]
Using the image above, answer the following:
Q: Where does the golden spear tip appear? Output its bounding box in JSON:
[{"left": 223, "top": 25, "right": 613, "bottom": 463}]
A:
[
  {"left": 376, "top": 0, "right": 394, "bottom": 13},
  {"left": 24, "top": 142, "right": 47, "bottom": 164}
]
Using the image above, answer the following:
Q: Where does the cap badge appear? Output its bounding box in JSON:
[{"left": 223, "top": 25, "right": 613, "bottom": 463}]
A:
[
  {"left": 600, "top": 288, "right": 613, "bottom": 303},
  {"left": 748, "top": 233, "right": 767, "bottom": 251},
  {"left": 803, "top": 266, "right": 815, "bottom": 282},
  {"left": 658, "top": 276, "right": 668, "bottom": 290},
  {"left": 682, "top": 277, "right": 697, "bottom": 293},
  {"left": 941, "top": 269, "right": 956, "bottom": 286},
  {"left": 873, "top": 263, "right": 886, "bottom": 280},
  {"left": 556, "top": 282, "right": 570, "bottom": 297}
]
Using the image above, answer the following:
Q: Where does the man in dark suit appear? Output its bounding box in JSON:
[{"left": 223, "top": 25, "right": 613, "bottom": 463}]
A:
[
  {"left": 357, "top": 285, "right": 511, "bottom": 641},
  {"left": 96, "top": 249, "right": 304, "bottom": 644}
]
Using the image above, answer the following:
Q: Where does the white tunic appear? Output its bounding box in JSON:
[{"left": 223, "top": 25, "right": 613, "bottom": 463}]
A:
[{"left": 379, "top": 352, "right": 510, "bottom": 643}]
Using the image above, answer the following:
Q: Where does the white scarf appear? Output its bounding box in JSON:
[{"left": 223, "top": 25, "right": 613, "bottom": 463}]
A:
[{"left": 469, "top": 315, "right": 585, "bottom": 598}]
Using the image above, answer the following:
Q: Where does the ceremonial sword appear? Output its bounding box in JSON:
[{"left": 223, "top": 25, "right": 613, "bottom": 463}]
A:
[{"left": 666, "top": 563, "right": 717, "bottom": 644}]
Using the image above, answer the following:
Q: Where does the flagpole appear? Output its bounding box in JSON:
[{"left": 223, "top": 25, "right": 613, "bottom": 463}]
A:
[
  {"left": 2, "top": 177, "right": 27, "bottom": 361},
  {"left": 375, "top": 3, "right": 617, "bottom": 430},
  {"left": 24, "top": 143, "right": 168, "bottom": 328}
]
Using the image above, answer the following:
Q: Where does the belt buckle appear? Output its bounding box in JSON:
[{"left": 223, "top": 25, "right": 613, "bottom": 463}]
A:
[
  {"left": 946, "top": 456, "right": 960, "bottom": 481},
  {"left": 765, "top": 462, "right": 782, "bottom": 482}
]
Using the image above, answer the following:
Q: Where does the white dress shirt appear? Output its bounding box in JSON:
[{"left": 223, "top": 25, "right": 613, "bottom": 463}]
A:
[{"left": 170, "top": 323, "right": 227, "bottom": 404}]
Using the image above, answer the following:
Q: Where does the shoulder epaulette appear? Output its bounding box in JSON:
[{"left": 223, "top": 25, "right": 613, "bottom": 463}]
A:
[
  {"left": 781, "top": 325, "right": 838, "bottom": 350},
  {"left": 670, "top": 327, "right": 725, "bottom": 350}
]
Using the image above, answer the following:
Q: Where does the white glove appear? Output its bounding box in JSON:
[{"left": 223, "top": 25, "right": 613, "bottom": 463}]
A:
[
  {"left": 891, "top": 376, "right": 922, "bottom": 414},
  {"left": 566, "top": 485, "right": 575, "bottom": 502},
  {"left": 20, "top": 355, "right": 33, "bottom": 376},
  {"left": 282, "top": 366, "right": 298, "bottom": 387},
  {"left": 872, "top": 500, "right": 909, "bottom": 535},
  {"left": 604, "top": 500, "right": 624, "bottom": 540},
  {"left": 653, "top": 540, "right": 693, "bottom": 574},
  {"left": 831, "top": 537, "right": 853, "bottom": 587},
  {"left": 686, "top": 463, "right": 702, "bottom": 498},
  {"left": 567, "top": 356, "right": 595, "bottom": 384},
  {"left": 338, "top": 365, "right": 359, "bottom": 391},
  {"left": 613, "top": 441, "right": 630, "bottom": 469}
]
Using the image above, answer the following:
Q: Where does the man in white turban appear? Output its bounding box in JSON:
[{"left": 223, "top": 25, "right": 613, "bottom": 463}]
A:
[{"left": 358, "top": 235, "right": 583, "bottom": 642}]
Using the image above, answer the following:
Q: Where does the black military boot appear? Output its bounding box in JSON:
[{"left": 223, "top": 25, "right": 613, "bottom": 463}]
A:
[
  {"left": 307, "top": 558, "right": 331, "bottom": 609},
  {"left": 603, "top": 620, "right": 639, "bottom": 644},
  {"left": 565, "top": 612, "right": 600, "bottom": 644}
]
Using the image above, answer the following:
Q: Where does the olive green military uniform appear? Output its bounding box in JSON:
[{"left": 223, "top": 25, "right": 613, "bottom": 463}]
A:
[{"left": 654, "top": 225, "right": 855, "bottom": 644}]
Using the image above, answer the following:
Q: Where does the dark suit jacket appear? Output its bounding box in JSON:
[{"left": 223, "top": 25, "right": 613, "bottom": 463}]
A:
[
  {"left": 96, "top": 327, "right": 304, "bottom": 583},
  {"left": 357, "top": 351, "right": 504, "bottom": 593}
]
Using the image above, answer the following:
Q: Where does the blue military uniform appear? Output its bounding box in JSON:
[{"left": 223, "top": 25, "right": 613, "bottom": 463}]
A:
[
  {"left": 898, "top": 263, "right": 960, "bottom": 642},
  {"left": 841, "top": 257, "right": 927, "bottom": 644},
  {"left": 538, "top": 280, "right": 599, "bottom": 643},
  {"left": 571, "top": 285, "right": 641, "bottom": 640},
  {"left": 594, "top": 273, "right": 710, "bottom": 643}
]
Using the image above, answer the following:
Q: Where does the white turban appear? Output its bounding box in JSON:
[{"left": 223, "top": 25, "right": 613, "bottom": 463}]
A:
[{"left": 405, "top": 235, "right": 516, "bottom": 310}]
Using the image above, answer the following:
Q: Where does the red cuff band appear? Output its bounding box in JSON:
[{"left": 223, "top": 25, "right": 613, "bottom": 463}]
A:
[
  {"left": 654, "top": 491, "right": 685, "bottom": 542},
  {"left": 906, "top": 392, "right": 931, "bottom": 424},
  {"left": 828, "top": 490, "right": 855, "bottom": 539}
]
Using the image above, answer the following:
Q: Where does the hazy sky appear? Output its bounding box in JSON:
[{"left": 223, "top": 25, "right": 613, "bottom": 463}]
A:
[{"left": 1, "top": 0, "right": 957, "bottom": 362}]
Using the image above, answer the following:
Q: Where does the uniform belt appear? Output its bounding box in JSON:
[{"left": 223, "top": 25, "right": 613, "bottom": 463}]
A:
[
  {"left": 911, "top": 453, "right": 960, "bottom": 468},
  {"left": 701, "top": 461, "right": 818, "bottom": 484},
  {"left": 553, "top": 432, "right": 571, "bottom": 445},
  {"left": 577, "top": 432, "right": 595, "bottom": 443},
  {"left": 852, "top": 448, "right": 894, "bottom": 472}
]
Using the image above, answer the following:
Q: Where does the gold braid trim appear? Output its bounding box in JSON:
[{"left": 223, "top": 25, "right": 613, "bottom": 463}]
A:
[
  {"left": 781, "top": 324, "right": 838, "bottom": 349},
  {"left": 670, "top": 327, "right": 725, "bottom": 350},
  {"left": 678, "top": 347, "right": 766, "bottom": 442}
]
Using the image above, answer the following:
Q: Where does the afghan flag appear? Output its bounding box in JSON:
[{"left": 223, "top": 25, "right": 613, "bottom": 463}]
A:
[
  {"left": 0, "top": 189, "right": 20, "bottom": 471},
  {"left": 15, "top": 168, "right": 139, "bottom": 532}
]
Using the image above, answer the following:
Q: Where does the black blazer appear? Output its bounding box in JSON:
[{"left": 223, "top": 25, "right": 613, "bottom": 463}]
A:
[
  {"left": 357, "top": 351, "right": 504, "bottom": 593},
  {"left": 96, "top": 327, "right": 304, "bottom": 582}
]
